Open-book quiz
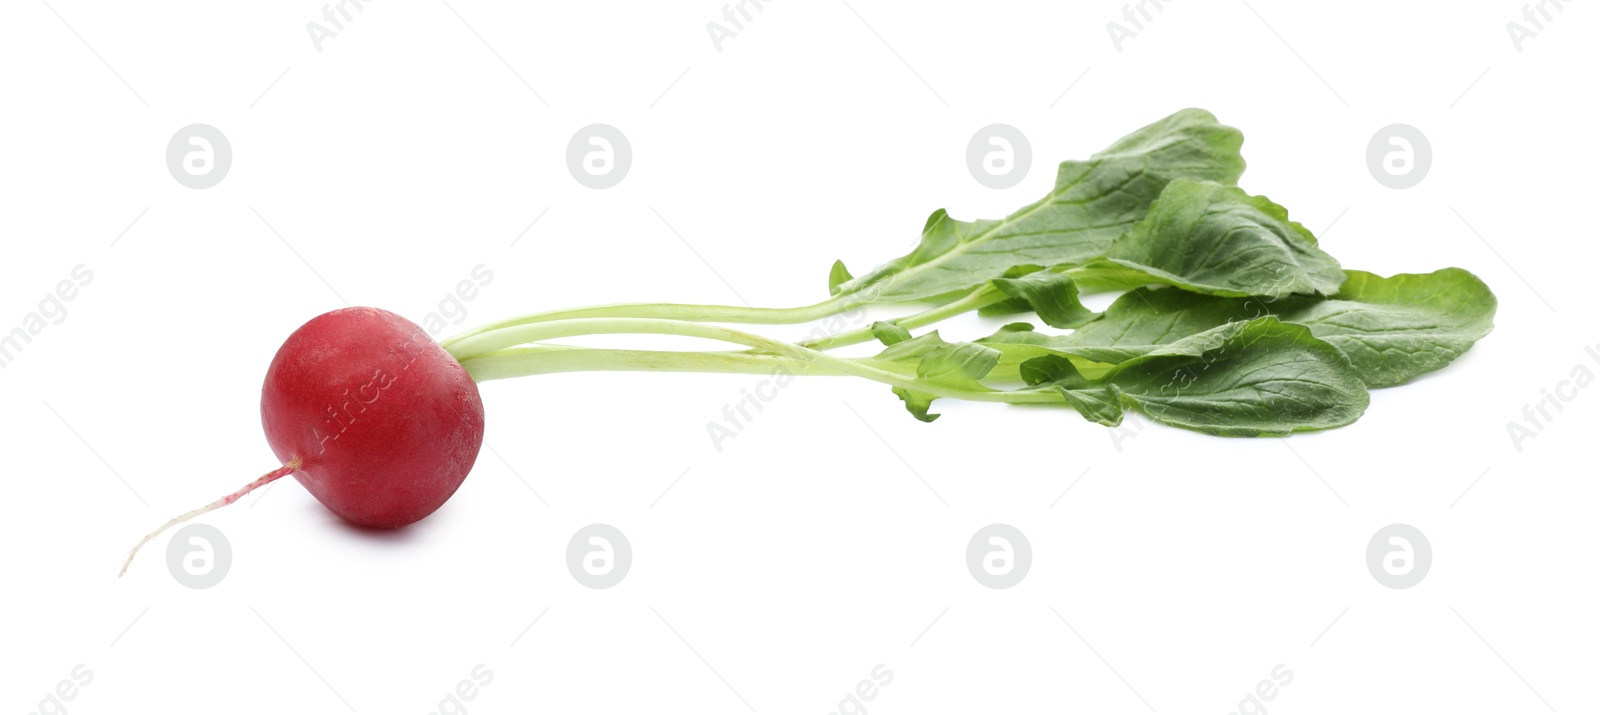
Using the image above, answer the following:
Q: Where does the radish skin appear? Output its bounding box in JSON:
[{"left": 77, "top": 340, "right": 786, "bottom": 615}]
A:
[{"left": 260, "top": 307, "right": 485, "bottom": 528}]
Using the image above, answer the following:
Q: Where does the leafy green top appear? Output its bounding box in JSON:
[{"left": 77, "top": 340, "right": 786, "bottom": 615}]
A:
[
  {"left": 831, "top": 109, "right": 1246, "bottom": 303},
  {"left": 446, "top": 108, "right": 1495, "bottom": 438}
]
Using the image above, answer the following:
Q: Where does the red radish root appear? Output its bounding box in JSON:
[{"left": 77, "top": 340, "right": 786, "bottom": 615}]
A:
[
  {"left": 120, "top": 308, "right": 485, "bottom": 575},
  {"left": 118, "top": 460, "right": 299, "bottom": 576}
]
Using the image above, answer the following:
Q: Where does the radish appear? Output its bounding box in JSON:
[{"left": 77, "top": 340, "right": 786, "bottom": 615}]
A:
[
  {"left": 117, "top": 109, "right": 1495, "bottom": 575},
  {"left": 120, "top": 308, "right": 484, "bottom": 575}
]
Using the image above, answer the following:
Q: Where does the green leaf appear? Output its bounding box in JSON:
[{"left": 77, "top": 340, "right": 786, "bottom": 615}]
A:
[
  {"left": 871, "top": 321, "right": 913, "bottom": 346},
  {"left": 1022, "top": 318, "right": 1370, "bottom": 436},
  {"left": 873, "top": 331, "right": 1000, "bottom": 383},
  {"left": 1017, "top": 344, "right": 1080, "bottom": 385},
  {"left": 1103, "top": 179, "right": 1344, "bottom": 298},
  {"left": 892, "top": 387, "right": 940, "bottom": 422},
  {"left": 832, "top": 109, "right": 1246, "bottom": 302},
  {"left": 976, "top": 322, "right": 1105, "bottom": 379},
  {"left": 1028, "top": 286, "right": 1268, "bottom": 366},
  {"left": 986, "top": 270, "right": 1100, "bottom": 328},
  {"left": 872, "top": 331, "right": 953, "bottom": 364},
  {"left": 828, "top": 260, "right": 854, "bottom": 295},
  {"left": 1040, "top": 268, "right": 1497, "bottom": 387},
  {"left": 916, "top": 342, "right": 1001, "bottom": 383},
  {"left": 1059, "top": 386, "right": 1125, "bottom": 426},
  {"left": 1274, "top": 268, "right": 1497, "bottom": 387},
  {"left": 872, "top": 331, "right": 1000, "bottom": 422},
  {"left": 976, "top": 296, "right": 1034, "bottom": 318},
  {"left": 976, "top": 265, "right": 1045, "bottom": 318}
]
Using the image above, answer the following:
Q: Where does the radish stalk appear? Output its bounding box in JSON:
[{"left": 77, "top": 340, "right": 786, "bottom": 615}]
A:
[
  {"left": 439, "top": 260, "right": 1132, "bottom": 357},
  {"left": 797, "top": 285, "right": 1001, "bottom": 351},
  {"left": 456, "top": 345, "right": 856, "bottom": 381},
  {"left": 446, "top": 317, "right": 1060, "bottom": 405},
  {"left": 439, "top": 295, "right": 851, "bottom": 351}
]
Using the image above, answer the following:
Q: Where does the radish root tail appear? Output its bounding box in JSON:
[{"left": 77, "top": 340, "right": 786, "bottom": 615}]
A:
[{"left": 118, "top": 459, "right": 302, "bottom": 577}]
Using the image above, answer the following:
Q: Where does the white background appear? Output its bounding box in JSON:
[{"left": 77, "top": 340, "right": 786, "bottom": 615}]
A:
[{"left": 2, "top": 1, "right": 1595, "bottom": 713}]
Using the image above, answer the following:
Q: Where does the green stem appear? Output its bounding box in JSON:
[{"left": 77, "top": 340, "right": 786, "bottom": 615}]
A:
[
  {"left": 440, "top": 295, "right": 850, "bottom": 350},
  {"left": 462, "top": 344, "right": 1081, "bottom": 385},
  {"left": 446, "top": 319, "right": 1061, "bottom": 405},
  {"left": 460, "top": 345, "right": 853, "bottom": 380},
  {"left": 795, "top": 263, "right": 1133, "bottom": 352},
  {"left": 799, "top": 284, "right": 1005, "bottom": 351},
  {"left": 442, "top": 262, "right": 1144, "bottom": 355}
]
